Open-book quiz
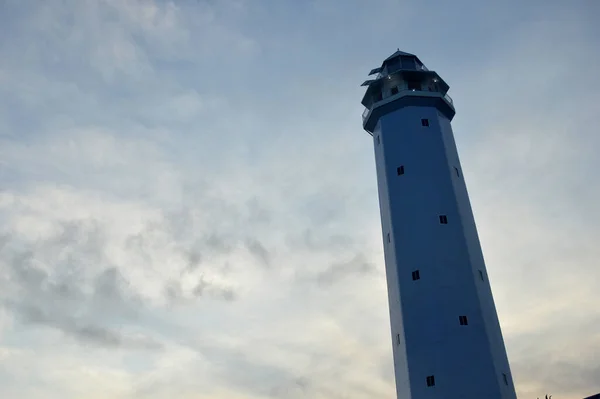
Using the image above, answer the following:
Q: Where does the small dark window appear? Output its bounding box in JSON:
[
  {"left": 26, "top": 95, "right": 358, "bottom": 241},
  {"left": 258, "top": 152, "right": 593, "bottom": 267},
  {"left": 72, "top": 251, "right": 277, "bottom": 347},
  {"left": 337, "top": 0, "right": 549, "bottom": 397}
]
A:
[
  {"left": 478, "top": 270, "right": 485, "bottom": 281},
  {"left": 421, "top": 118, "right": 429, "bottom": 127},
  {"left": 408, "top": 80, "right": 421, "bottom": 91},
  {"left": 439, "top": 215, "right": 448, "bottom": 224},
  {"left": 502, "top": 373, "right": 509, "bottom": 386},
  {"left": 397, "top": 166, "right": 405, "bottom": 175},
  {"left": 374, "top": 92, "right": 383, "bottom": 102},
  {"left": 459, "top": 315, "right": 469, "bottom": 325},
  {"left": 387, "top": 233, "right": 391, "bottom": 243},
  {"left": 426, "top": 375, "right": 435, "bottom": 387},
  {"left": 376, "top": 136, "right": 380, "bottom": 145},
  {"left": 391, "top": 87, "right": 399, "bottom": 95},
  {"left": 396, "top": 333, "right": 401, "bottom": 345},
  {"left": 412, "top": 270, "right": 420, "bottom": 281},
  {"left": 454, "top": 167, "right": 460, "bottom": 177}
]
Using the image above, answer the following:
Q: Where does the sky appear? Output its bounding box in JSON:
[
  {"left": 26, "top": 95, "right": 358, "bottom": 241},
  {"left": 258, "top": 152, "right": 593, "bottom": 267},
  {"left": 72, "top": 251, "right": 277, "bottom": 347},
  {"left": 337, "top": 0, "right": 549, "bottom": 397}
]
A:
[{"left": 0, "top": 0, "right": 599, "bottom": 398}]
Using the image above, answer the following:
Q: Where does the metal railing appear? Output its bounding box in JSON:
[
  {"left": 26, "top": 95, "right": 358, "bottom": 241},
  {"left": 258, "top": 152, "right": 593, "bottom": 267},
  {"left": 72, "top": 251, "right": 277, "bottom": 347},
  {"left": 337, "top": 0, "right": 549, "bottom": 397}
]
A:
[
  {"left": 374, "top": 64, "right": 429, "bottom": 80},
  {"left": 362, "top": 90, "right": 454, "bottom": 122}
]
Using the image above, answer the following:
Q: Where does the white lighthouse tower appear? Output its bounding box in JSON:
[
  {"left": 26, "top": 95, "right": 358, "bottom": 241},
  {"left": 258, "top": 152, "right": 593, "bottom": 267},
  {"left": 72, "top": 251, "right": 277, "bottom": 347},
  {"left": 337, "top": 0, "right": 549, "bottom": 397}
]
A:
[{"left": 361, "top": 50, "right": 518, "bottom": 399}]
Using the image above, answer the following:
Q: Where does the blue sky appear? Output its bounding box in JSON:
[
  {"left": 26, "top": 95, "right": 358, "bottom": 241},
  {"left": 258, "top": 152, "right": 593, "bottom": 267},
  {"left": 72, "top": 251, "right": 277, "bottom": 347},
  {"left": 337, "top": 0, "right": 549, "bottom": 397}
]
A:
[{"left": 0, "top": 0, "right": 599, "bottom": 398}]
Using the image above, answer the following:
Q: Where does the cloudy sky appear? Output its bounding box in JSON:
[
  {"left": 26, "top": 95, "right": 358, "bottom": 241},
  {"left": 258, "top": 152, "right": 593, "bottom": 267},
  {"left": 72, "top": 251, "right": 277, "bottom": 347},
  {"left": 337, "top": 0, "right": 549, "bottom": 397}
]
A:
[{"left": 0, "top": 0, "right": 599, "bottom": 398}]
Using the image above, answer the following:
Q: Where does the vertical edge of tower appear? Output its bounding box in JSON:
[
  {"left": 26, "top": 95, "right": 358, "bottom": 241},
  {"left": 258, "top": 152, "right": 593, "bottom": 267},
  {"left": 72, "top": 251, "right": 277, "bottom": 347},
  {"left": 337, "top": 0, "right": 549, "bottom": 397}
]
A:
[
  {"left": 437, "top": 112, "right": 517, "bottom": 392},
  {"left": 373, "top": 122, "right": 412, "bottom": 399}
]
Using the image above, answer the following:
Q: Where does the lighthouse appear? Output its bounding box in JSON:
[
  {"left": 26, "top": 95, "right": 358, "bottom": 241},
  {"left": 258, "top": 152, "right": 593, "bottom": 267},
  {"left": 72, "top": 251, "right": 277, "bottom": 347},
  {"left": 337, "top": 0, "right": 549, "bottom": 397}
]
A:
[{"left": 361, "top": 50, "right": 517, "bottom": 399}]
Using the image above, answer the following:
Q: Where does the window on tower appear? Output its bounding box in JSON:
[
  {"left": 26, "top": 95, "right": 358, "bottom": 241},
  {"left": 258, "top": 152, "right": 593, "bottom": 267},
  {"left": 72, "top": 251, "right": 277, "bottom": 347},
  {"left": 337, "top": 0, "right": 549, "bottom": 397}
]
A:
[
  {"left": 396, "top": 333, "right": 401, "bottom": 345},
  {"left": 391, "top": 86, "right": 399, "bottom": 95},
  {"left": 387, "top": 233, "right": 391, "bottom": 243},
  {"left": 479, "top": 270, "right": 485, "bottom": 281},
  {"left": 426, "top": 375, "right": 435, "bottom": 387},
  {"left": 376, "top": 136, "right": 380, "bottom": 145},
  {"left": 407, "top": 80, "right": 421, "bottom": 91},
  {"left": 502, "top": 373, "right": 509, "bottom": 386},
  {"left": 459, "top": 315, "right": 469, "bottom": 325},
  {"left": 454, "top": 166, "right": 460, "bottom": 177},
  {"left": 397, "top": 166, "right": 405, "bottom": 175},
  {"left": 439, "top": 215, "right": 448, "bottom": 224},
  {"left": 421, "top": 118, "right": 429, "bottom": 127},
  {"left": 374, "top": 92, "right": 383, "bottom": 102},
  {"left": 412, "top": 270, "right": 420, "bottom": 281}
]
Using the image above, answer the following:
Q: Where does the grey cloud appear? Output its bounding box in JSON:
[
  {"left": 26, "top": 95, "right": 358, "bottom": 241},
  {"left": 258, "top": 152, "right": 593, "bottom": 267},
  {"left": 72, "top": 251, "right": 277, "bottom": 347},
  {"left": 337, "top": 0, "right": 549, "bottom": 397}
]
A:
[
  {"left": 161, "top": 207, "right": 195, "bottom": 243},
  {"left": 377, "top": 354, "right": 396, "bottom": 385},
  {"left": 124, "top": 224, "right": 161, "bottom": 264},
  {"left": 186, "top": 337, "right": 389, "bottom": 399},
  {"left": 91, "top": 267, "right": 142, "bottom": 319},
  {"left": 164, "top": 280, "right": 183, "bottom": 302},
  {"left": 246, "top": 197, "right": 271, "bottom": 225},
  {"left": 245, "top": 238, "right": 271, "bottom": 268},
  {"left": 204, "top": 233, "right": 234, "bottom": 255},
  {"left": 122, "top": 210, "right": 244, "bottom": 304},
  {"left": 189, "top": 341, "right": 304, "bottom": 398},
  {"left": 8, "top": 301, "right": 161, "bottom": 350},
  {"left": 0, "top": 221, "right": 154, "bottom": 349},
  {"left": 126, "top": 210, "right": 236, "bottom": 262},
  {"left": 74, "top": 324, "right": 162, "bottom": 350},
  {"left": 94, "top": 267, "right": 126, "bottom": 299},
  {"left": 132, "top": 338, "right": 304, "bottom": 398},
  {"left": 0, "top": 233, "right": 10, "bottom": 250},
  {"left": 75, "top": 324, "right": 123, "bottom": 347},
  {"left": 122, "top": 205, "right": 275, "bottom": 303},
  {"left": 287, "top": 228, "right": 355, "bottom": 253},
  {"left": 51, "top": 279, "right": 85, "bottom": 301},
  {"left": 7, "top": 246, "right": 86, "bottom": 309},
  {"left": 47, "top": 220, "right": 107, "bottom": 261},
  {"left": 314, "top": 254, "right": 378, "bottom": 287},
  {"left": 193, "top": 275, "right": 236, "bottom": 302},
  {"left": 185, "top": 248, "right": 203, "bottom": 271},
  {"left": 506, "top": 314, "right": 600, "bottom": 398},
  {"left": 269, "top": 376, "right": 311, "bottom": 398},
  {"left": 9, "top": 249, "right": 50, "bottom": 292},
  {"left": 512, "top": 357, "right": 600, "bottom": 398},
  {"left": 163, "top": 275, "right": 237, "bottom": 304}
]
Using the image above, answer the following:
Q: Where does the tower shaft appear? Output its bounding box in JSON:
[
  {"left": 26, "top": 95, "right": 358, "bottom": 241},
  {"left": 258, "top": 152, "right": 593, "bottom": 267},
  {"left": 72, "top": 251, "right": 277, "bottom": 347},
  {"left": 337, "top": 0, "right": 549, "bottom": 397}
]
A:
[{"left": 362, "top": 51, "right": 517, "bottom": 399}]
